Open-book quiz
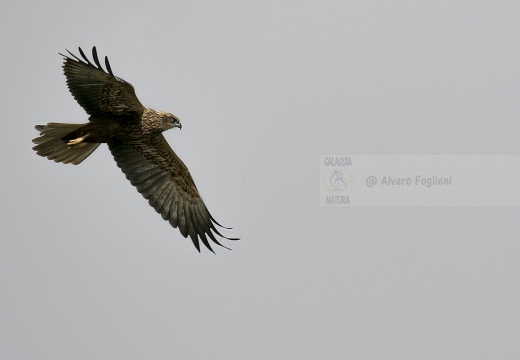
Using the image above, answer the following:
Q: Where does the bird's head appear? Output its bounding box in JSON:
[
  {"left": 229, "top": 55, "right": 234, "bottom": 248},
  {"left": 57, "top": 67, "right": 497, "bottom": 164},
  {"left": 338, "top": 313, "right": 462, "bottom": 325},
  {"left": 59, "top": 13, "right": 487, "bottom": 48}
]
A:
[{"left": 161, "top": 113, "right": 182, "bottom": 131}]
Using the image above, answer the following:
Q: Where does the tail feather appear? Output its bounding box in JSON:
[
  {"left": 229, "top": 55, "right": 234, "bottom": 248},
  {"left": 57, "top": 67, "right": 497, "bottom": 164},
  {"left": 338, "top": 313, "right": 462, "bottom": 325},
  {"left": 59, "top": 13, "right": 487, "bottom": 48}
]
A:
[{"left": 32, "top": 123, "right": 100, "bottom": 165}]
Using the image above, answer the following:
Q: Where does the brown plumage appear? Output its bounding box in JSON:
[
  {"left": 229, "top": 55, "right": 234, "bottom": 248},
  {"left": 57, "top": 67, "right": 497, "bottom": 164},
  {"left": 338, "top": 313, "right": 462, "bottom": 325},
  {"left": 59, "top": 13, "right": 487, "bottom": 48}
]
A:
[{"left": 32, "top": 46, "right": 238, "bottom": 252}]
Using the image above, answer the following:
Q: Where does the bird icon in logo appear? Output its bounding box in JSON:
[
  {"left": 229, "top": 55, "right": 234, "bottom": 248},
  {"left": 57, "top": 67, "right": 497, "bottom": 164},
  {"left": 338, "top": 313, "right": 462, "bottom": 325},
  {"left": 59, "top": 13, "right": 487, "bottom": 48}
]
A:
[{"left": 323, "top": 169, "right": 352, "bottom": 193}]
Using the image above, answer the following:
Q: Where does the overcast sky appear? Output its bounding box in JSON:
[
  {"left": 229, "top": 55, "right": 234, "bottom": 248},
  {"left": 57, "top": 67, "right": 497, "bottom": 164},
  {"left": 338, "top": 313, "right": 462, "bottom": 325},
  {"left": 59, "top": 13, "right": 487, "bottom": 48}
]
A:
[{"left": 2, "top": 1, "right": 520, "bottom": 359}]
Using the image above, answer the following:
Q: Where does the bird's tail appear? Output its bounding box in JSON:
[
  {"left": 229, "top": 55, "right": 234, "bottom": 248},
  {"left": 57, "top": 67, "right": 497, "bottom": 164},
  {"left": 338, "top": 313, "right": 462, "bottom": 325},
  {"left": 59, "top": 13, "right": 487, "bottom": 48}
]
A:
[{"left": 32, "top": 123, "right": 100, "bottom": 165}]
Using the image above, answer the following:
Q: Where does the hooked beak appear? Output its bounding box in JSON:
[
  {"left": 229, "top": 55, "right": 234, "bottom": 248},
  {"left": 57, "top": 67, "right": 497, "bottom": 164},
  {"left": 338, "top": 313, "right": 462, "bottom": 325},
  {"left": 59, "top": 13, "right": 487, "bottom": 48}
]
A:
[{"left": 172, "top": 117, "right": 182, "bottom": 130}]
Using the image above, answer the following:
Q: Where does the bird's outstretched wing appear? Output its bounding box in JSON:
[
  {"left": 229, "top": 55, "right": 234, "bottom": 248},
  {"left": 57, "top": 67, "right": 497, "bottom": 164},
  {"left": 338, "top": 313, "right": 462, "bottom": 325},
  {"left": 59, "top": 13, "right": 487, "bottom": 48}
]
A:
[
  {"left": 108, "top": 135, "right": 238, "bottom": 252},
  {"left": 61, "top": 47, "right": 144, "bottom": 117}
]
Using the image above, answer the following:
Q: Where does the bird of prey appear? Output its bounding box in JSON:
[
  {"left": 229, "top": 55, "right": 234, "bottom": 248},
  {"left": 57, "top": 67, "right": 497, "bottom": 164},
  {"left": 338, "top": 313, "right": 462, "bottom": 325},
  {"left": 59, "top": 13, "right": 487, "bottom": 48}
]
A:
[{"left": 32, "top": 47, "right": 238, "bottom": 253}]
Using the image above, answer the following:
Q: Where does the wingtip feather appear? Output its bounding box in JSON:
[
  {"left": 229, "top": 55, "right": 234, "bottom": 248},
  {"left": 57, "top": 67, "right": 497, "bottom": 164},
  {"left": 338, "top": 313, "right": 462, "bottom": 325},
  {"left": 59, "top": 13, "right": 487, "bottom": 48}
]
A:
[
  {"left": 92, "top": 46, "right": 103, "bottom": 70},
  {"left": 105, "top": 56, "right": 114, "bottom": 76}
]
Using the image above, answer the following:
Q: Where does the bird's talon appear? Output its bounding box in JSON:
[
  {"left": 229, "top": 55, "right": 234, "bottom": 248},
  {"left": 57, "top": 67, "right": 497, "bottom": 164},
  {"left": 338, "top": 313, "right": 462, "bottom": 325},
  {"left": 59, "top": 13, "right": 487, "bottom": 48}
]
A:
[{"left": 67, "top": 134, "right": 90, "bottom": 147}]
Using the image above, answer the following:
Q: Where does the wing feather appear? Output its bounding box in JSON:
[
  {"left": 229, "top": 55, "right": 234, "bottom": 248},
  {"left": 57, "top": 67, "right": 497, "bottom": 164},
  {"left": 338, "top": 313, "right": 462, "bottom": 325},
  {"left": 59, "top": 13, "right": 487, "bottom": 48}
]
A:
[
  {"left": 160, "top": 187, "right": 176, "bottom": 221},
  {"left": 168, "top": 197, "right": 180, "bottom": 228},
  {"left": 135, "top": 170, "right": 164, "bottom": 192},
  {"left": 170, "top": 190, "right": 182, "bottom": 219},
  {"left": 108, "top": 135, "right": 236, "bottom": 252},
  {"left": 147, "top": 180, "right": 171, "bottom": 209},
  {"left": 177, "top": 199, "right": 188, "bottom": 237},
  {"left": 60, "top": 47, "right": 144, "bottom": 117}
]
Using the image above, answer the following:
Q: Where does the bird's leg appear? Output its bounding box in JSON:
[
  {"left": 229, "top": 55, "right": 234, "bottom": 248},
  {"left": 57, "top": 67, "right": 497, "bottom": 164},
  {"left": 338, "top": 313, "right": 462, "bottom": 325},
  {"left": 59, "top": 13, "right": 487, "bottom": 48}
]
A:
[{"left": 67, "top": 133, "right": 91, "bottom": 147}]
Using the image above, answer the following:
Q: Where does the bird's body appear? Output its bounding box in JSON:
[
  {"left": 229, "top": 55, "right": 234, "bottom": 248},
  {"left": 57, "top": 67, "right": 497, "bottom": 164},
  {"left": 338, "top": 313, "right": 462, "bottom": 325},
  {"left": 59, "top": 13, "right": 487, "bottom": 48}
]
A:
[
  {"left": 64, "top": 108, "right": 177, "bottom": 144},
  {"left": 33, "top": 47, "right": 237, "bottom": 252}
]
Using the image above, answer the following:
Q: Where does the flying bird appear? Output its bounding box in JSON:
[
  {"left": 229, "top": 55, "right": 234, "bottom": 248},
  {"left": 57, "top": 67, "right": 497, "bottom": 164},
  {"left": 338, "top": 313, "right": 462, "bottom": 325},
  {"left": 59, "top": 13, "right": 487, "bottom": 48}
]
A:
[{"left": 32, "top": 47, "right": 238, "bottom": 253}]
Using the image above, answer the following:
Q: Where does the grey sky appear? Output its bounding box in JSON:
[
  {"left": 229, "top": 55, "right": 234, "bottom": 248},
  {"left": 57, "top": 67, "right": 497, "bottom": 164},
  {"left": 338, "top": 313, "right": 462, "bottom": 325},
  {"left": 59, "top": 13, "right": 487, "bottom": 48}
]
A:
[{"left": 2, "top": 1, "right": 520, "bottom": 359}]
